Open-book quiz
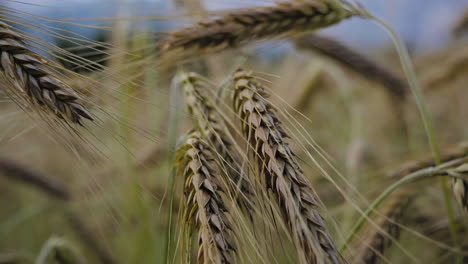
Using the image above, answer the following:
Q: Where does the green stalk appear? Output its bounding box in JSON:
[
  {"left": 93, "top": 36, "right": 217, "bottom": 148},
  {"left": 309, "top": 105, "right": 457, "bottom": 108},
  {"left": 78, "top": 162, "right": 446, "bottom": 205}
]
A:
[
  {"left": 163, "top": 75, "right": 182, "bottom": 264},
  {"left": 339, "top": 157, "right": 466, "bottom": 253},
  {"left": 356, "top": 9, "right": 459, "bottom": 260}
]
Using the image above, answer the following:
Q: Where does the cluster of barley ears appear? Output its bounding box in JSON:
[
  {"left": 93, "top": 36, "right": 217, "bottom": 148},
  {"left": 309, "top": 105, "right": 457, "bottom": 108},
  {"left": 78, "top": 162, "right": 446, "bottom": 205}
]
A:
[{"left": 2, "top": 0, "right": 468, "bottom": 263}]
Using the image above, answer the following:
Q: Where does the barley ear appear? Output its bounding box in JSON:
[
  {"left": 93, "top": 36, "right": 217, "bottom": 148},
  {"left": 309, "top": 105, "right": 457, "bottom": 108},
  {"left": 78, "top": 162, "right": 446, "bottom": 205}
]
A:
[
  {"left": 160, "top": 0, "right": 356, "bottom": 60},
  {"left": 232, "top": 69, "right": 342, "bottom": 264},
  {"left": 446, "top": 163, "right": 468, "bottom": 213},
  {"left": 176, "top": 131, "right": 237, "bottom": 264},
  {"left": 296, "top": 34, "right": 408, "bottom": 99},
  {"left": 180, "top": 72, "right": 254, "bottom": 217},
  {"left": 351, "top": 191, "right": 412, "bottom": 264},
  {"left": 0, "top": 21, "right": 93, "bottom": 125}
]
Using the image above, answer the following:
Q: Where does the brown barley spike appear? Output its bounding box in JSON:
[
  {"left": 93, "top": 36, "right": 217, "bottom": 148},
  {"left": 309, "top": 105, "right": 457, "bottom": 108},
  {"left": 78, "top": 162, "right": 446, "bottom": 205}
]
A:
[
  {"left": 0, "top": 21, "right": 92, "bottom": 125},
  {"left": 181, "top": 72, "right": 254, "bottom": 216},
  {"left": 352, "top": 191, "right": 412, "bottom": 264},
  {"left": 161, "top": 0, "right": 355, "bottom": 57},
  {"left": 177, "top": 131, "right": 236, "bottom": 264},
  {"left": 232, "top": 69, "right": 341, "bottom": 264}
]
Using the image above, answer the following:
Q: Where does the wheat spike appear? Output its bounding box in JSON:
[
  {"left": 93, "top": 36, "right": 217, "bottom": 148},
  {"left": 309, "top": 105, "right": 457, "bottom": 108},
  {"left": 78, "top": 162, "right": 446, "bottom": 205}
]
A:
[
  {"left": 232, "top": 69, "right": 341, "bottom": 264},
  {"left": 161, "top": 0, "right": 355, "bottom": 58},
  {"left": 177, "top": 131, "right": 236, "bottom": 264},
  {"left": 296, "top": 34, "right": 408, "bottom": 99},
  {"left": 351, "top": 191, "right": 412, "bottom": 264},
  {"left": 181, "top": 72, "right": 254, "bottom": 216},
  {"left": 445, "top": 163, "right": 468, "bottom": 213},
  {"left": 0, "top": 21, "right": 93, "bottom": 125}
]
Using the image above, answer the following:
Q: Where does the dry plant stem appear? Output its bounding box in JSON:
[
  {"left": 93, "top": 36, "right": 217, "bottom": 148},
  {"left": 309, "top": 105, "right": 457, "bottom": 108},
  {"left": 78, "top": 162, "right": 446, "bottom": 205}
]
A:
[
  {"left": 0, "top": 158, "right": 70, "bottom": 201},
  {"left": 295, "top": 34, "right": 408, "bottom": 99},
  {"left": 0, "top": 22, "right": 92, "bottom": 125},
  {"left": 340, "top": 156, "right": 468, "bottom": 253},
  {"left": 352, "top": 191, "right": 412, "bottom": 264},
  {"left": 161, "top": 0, "right": 355, "bottom": 57},
  {"left": 233, "top": 70, "right": 341, "bottom": 264},
  {"left": 177, "top": 131, "right": 236, "bottom": 264},
  {"left": 181, "top": 72, "right": 254, "bottom": 216}
]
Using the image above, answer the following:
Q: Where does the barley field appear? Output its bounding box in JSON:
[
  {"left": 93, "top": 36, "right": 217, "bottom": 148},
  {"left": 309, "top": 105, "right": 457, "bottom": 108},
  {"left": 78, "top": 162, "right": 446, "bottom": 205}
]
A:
[{"left": 0, "top": 0, "right": 467, "bottom": 263}]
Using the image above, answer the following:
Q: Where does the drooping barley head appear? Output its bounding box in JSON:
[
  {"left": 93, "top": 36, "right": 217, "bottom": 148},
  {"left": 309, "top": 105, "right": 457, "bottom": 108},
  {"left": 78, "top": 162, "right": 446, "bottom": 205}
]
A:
[
  {"left": 0, "top": 21, "right": 93, "bottom": 125},
  {"left": 232, "top": 69, "right": 342, "bottom": 264},
  {"left": 176, "top": 131, "right": 237, "bottom": 264}
]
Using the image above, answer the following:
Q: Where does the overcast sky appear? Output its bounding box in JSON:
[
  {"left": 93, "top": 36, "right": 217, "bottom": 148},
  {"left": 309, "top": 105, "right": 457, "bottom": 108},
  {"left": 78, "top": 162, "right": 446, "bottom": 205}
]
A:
[{"left": 6, "top": 0, "right": 468, "bottom": 52}]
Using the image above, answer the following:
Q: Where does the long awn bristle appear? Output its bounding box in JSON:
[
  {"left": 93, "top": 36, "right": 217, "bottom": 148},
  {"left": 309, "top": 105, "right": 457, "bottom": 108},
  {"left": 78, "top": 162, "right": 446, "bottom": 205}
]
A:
[
  {"left": 176, "top": 131, "right": 237, "bottom": 264},
  {"left": 160, "top": 0, "right": 356, "bottom": 59},
  {"left": 295, "top": 34, "right": 409, "bottom": 99},
  {"left": 0, "top": 21, "right": 93, "bottom": 125},
  {"left": 232, "top": 69, "right": 342, "bottom": 264},
  {"left": 180, "top": 72, "right": 254, "bottom": 217}
]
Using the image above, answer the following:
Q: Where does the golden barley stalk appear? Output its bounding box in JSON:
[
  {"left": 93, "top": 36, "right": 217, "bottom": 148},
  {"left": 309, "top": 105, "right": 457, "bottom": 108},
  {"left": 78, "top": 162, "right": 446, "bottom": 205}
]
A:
[
  {"left": 351, "top": 191, "right": 412, "bottom": 264},
  {"left": 296, "top": 34, "right": 409, "bottom": 99},
  {"left": 180, "top": 72, "right": 254, "bottom": 215},
  {"left": 176, "top": 131, "right": 236, "bottom": 264},
  {"left": 232, "top": 69, "right": 341, "bottom": 264},
  {"left": 0, "top": 21, "right": 92, "bottom": 125},
  {"left": 161, "top": 0, "right": 356, "bottom": 57}
]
